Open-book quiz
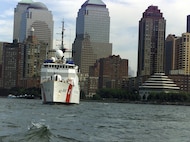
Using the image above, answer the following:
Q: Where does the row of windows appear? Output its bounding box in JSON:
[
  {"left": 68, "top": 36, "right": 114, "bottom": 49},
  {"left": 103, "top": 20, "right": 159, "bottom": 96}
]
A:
[{"left": 44, "top": 64, "right": 74, "bottom": 69}]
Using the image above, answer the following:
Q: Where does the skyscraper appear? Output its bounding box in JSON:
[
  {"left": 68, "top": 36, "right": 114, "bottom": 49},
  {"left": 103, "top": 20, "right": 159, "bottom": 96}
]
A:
[
  {"left": 187, "top": 15, "right": 190, "bottom": 32},
  {"left": 13, "top": 0, "right": 54, "bottom": 49},
  {"left": 72, "top": 0, "right": 112, "bottom": 74},
  {"left": 177, "top": 33, "right": 190, "bottom": 75},
  {"left": 137, "top": 6, "right": 166, "bottom": 77},
  {"left": 165, "top": 34, "right": 180, "bottom": 75}
]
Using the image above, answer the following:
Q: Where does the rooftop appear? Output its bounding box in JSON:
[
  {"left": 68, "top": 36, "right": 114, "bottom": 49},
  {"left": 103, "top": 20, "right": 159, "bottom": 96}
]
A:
[
  {"left": 27, "top": 2, "right": 48, "bottom": 10},
  {"left": 82, "top": 0, "right": 106, "bottom": 7},
  {"left": 19, "top": 0, "right": 33, "bottom": 4}
]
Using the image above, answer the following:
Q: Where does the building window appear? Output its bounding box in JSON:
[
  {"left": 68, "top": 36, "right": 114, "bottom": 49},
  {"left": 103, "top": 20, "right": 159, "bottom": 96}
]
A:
[
  {"left": 27, "top": 12, "right": 29, "bottom": 18},
  {"left": 30, "top": 12, "right": 32, "bottom": 19}
]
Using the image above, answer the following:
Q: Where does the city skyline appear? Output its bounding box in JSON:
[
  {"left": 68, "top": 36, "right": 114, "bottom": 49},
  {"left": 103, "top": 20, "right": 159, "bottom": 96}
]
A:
[{"left": 1, "top": 0, "right": 190, "bottom": 76}]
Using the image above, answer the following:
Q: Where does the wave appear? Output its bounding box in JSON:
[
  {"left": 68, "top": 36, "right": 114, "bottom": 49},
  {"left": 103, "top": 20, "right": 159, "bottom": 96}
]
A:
[
  {"left": 0, "top": 122, "right": 80, "bottom": 142},
  {"left": 25, "top": 122, "right": 52, "bottom": 142}
]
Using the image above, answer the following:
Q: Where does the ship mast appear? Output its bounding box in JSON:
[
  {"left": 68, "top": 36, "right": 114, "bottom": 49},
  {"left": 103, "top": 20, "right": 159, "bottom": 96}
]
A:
[{"left": 61, "top": 20, "right": 65, "bottom": 52}]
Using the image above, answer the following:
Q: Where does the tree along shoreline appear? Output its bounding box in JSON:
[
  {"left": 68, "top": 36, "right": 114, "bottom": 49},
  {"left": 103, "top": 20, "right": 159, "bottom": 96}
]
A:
[
  {"left": 0, "top": 87, "right": 41, "bottom": 99},
  {"left": 84, "top": 88, "right": 190, "bottom": 106}
]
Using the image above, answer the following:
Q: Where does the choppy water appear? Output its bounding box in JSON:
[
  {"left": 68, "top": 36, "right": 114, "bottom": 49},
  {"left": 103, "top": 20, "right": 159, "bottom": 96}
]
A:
[{"left": 0, "top": 98, "right": 190, "bottom": 142}]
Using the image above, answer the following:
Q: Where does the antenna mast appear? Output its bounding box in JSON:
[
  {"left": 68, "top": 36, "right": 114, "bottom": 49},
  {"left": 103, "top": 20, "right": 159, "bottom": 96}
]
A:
[{"left": 61, "top": 20, "right": 65, "bottom": 52}]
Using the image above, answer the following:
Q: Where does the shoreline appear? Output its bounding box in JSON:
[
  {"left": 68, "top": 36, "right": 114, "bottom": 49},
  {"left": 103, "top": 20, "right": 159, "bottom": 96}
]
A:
[
  {"left": 81, "top": 99, "right": 190, "bottom": 106},
  {"left": 2, "top": 96, "right": 190, "bottom": 106}
]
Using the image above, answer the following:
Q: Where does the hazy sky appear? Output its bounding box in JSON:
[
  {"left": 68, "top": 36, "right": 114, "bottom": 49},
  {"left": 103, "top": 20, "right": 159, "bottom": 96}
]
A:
[{"left": 1, "top": 0, "right": 190, "bottom": 76}]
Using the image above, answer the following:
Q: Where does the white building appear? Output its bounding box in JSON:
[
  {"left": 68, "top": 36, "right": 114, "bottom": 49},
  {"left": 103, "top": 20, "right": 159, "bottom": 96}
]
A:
[{"left": 139, "top": 73, "right": 180, "bottom": 100}]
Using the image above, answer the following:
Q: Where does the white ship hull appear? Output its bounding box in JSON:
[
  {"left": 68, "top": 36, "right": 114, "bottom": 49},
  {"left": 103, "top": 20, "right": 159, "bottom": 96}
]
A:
[{"left": 41, "top": 80, "right": 79, "bottom": 104}]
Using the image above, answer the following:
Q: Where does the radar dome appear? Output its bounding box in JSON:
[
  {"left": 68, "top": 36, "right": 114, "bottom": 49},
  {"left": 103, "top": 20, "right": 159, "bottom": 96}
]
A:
[
  {"left": 56, "top": 50, "right": 64, "bottom": 59},
  {"left": 50, "top": 57, "right": 56, "bottom": 62}
]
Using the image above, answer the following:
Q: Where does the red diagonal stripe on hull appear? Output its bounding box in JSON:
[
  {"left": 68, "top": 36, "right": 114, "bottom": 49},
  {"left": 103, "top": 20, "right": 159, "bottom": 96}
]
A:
[{"left": 65, "top": 84, "right": 73, "bottom": 103}]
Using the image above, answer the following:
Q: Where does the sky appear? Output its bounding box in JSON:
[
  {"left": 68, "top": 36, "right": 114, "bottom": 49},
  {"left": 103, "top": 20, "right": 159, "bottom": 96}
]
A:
[{"left": 1, "top": 0, "right": 190, "bottom": 77}]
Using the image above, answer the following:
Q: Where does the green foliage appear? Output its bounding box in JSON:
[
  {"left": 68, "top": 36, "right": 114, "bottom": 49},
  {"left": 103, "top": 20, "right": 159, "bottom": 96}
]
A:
[
  {"left": 80, "top": 90, "right": 86, "bottom": 99},
  {"left": 0, "top": 88, "right": 9, "bottom": 96},
  {"left": 9, "top": 87, "right": 41, "bottom": 98},
  {"left": 95, "top": 88, "right": 140, "bottom": 101},
  {"left": 147, "top": 92, "right": 190, "bottom": 102}
]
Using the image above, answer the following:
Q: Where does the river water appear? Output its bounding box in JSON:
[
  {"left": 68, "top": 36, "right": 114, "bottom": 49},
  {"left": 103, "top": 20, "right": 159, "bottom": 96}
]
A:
[{"left": 0, "top": 98, "right": 190, "bottom": 142}]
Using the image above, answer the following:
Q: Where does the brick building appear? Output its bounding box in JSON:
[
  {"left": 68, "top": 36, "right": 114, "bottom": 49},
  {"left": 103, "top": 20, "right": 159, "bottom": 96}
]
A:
[{"left": 87, "top": 55, "right": 128, "bottom": 97}]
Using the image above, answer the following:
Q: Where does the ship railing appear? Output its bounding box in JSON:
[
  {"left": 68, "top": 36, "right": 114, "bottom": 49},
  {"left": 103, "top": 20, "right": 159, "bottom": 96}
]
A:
[{"left": 41, "top": 77, "right": 75, "bottom": 85}]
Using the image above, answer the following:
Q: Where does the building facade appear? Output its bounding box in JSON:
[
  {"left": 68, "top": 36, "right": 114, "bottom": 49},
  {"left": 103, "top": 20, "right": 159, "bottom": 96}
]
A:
[
  {"left": 165, "top": 34, "right": 180, "bottom": 75},
  {"left": 72, "top": 0, "right": 112, "bottom": 75},
  {"left": 169, "top": 75, "right": 190, "bottom": 93},
  {"left": 178, "top": 33, "right": 190, "bottom": 75},
  {"left": 1, "top": 29, "right": 47, "bottom": 89},
  {"left": 13, "top": 0, "right": 54, "bottom": 49},
  {"left": 87, "top": 55, "right": 128, "bottom": 97},
  {"left": 20, "top": 28, "right": 47, "bottom": 88},
  {"left": 137, "top": 6, "right": 166, "bottom": 77},
  {"left": 166, "top": 33, "right": 190, "bottom": 75},
  {"left": 2, "top": 41, "right": 24, "bottom": 89}
]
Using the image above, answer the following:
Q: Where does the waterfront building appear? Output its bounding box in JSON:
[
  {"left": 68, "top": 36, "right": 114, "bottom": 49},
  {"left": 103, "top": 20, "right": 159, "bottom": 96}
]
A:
[
  {"left": 167, "top": 33, "right": 190, "bottom": 75},
  {"left": 1, "top": 28, "right": 47, "bottom": 89},
  {"left": 2, "top": 41, "right": 24, "bottom": 89},
  {"left": 13, "top": 0, "right": 54, "bottom": 49},
  {"left": 20, "top": 27, "right": 47, "bottom": 88},
  {"left": 98, "top": 55, "right": 128, "bottom": 89},
  {"left": 139, "top": 73, "right": 180, "bottom": 100},
  {"left": 169, "top": 74, "right": 190, "bottom": 93},
  {"left": 88, "top": 55, "right": 128, "bottom": 97},
  {"left": 165, "top": 34, "right": 180, "bottom": 75},
  {"left": 177, "top": 33, "right": 190, "bottom": 75},
  {"left": 72, "top": 0, "right": 112, "bottom": 75},
  {"left": 137, "top": 6, "right": 166, "bottom": 77}
]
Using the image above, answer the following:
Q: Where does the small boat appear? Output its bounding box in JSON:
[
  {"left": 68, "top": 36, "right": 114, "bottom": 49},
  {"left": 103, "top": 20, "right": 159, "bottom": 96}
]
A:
[{"left": 40, "top": 49, "right": 80, "bottom": 104}]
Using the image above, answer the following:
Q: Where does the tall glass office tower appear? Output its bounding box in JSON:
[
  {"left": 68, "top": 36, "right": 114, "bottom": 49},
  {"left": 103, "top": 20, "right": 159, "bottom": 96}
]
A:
[
  {"left": 72, "top": 0, "right": 112, "bottom": 74},
  {"left": 13, "top": 0, "right": 54, "bottom": 49},
  {"left": 137, "top": 6, "right": 166, "bottom": 77}
]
